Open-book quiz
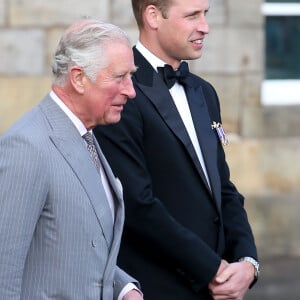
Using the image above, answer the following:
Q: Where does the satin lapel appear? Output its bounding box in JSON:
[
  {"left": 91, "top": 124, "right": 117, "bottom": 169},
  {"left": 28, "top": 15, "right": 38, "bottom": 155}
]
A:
[
  {"left": 133, "top": 48, "right": 193, "bottom": 152},
  {"left": 133, "top": 47, "right": 220, "bottom": 203},
  {"left": 133, "top": 59, "right": 210, "bottom": 195},
  {"left": 185, "top": 85, "right": 222, "bottom": 210},
  {"left": 39, "top": 96, "right": 114, "bottom": 246},
  {"left": 136, "top": 76, "right": 210, "bottom": 186}
]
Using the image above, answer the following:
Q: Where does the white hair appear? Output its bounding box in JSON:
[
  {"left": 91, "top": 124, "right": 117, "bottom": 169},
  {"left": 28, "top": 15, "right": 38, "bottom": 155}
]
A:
[{"left": 51, "top": 18, "right": 130, "bottom": 86}]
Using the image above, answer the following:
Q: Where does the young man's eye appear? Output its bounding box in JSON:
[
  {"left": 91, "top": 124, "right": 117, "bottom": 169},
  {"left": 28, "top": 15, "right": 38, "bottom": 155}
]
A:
[{"left": 186, "top": 11, "right": 201, "bottom": 19}]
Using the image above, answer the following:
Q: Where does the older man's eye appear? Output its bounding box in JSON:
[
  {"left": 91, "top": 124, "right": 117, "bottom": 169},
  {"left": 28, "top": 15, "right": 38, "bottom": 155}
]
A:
[{"left": 117, "top": 73, "right": 126, "bottom": 78}]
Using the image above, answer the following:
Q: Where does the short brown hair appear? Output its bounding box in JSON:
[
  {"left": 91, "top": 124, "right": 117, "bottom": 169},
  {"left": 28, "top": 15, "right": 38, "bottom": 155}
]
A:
[{"left": 131, "top": 0, "right": 171, "bottom": 28}]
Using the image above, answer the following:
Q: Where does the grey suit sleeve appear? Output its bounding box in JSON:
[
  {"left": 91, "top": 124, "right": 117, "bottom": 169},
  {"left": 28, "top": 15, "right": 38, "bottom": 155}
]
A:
[
  {"left": 113, "top": 266, "right": 140, "bottom": 300},
  {"left": 0, "top": 134, "right": 48, "bottom": 298}
]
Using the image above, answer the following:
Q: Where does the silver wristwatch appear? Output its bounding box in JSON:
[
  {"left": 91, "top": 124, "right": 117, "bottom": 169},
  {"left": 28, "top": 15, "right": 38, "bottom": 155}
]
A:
[{"left": 238, "top": 256, "right": 260, "bottom": 288}]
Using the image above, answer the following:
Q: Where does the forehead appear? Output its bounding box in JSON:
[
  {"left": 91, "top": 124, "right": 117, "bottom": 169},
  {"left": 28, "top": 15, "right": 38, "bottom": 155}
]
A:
[
  {"left": 103, "top": 42, "right": 135, "bottom": 71},
  {"left": 104, "top": 41, "right": 132, "bottom": 60}
]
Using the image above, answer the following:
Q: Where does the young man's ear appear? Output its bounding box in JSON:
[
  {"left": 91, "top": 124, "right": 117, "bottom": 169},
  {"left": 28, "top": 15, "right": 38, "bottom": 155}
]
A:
[{"left": 144, "top": 5, "right": 161, "bottom": 29}]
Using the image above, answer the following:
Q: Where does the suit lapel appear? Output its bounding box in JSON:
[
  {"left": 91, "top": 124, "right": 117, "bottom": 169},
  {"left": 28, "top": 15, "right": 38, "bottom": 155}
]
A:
[
  {"left": 39, "top": 96, "right": 115, "bottom": 246},
  {"left": 133, "top": 48, "right": 214, "bottom": 196},
  {"left": 92, "top": 134, "right": 125, "bottom": 258},
  {"left": 94, "top": 137, "right": 124, "bottom": 219}
]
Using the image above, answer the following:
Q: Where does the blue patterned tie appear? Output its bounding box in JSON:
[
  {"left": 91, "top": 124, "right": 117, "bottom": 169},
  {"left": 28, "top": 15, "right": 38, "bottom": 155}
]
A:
[{"left": 82, "top": 132, "right": 101, "bottom": 174}]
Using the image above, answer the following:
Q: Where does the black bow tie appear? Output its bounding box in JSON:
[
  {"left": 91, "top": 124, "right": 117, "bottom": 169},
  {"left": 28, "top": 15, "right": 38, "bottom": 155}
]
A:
[{"left": 157, "top": 61, "right": 190, "bottom": 89}]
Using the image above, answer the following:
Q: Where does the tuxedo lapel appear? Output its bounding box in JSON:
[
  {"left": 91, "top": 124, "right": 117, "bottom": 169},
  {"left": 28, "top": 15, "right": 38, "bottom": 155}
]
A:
[
  {"left": 39, "top": 96, "right": 114, "bottom": 246},
  {"left": 133, "top": 48, "right": 214, "bottom": 195},
  {"left": 185, "top": 85, "right": 222, "bottom": 210},
  {"left": 138, "top": 77, "right": 211, "bottom": 185}
]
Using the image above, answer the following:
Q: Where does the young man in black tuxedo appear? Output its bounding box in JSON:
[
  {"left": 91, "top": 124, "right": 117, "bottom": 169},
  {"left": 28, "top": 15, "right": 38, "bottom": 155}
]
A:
[{"left": 94, "top": 0, "right": 259, "bottom": 299}]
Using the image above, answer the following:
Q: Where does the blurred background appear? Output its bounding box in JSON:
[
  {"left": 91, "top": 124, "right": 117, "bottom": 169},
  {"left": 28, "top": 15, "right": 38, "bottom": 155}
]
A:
[{"left": 0, "top": 0, "right": 299, "bottom": 298}]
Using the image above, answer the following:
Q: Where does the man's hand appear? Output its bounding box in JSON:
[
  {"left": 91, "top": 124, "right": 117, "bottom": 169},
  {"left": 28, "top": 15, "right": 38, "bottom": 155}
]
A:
[
  {"left": 215, "top": 259, "right": 230, "bottom": 277},
  {"left": 123, "top": 289, "right": 143, "bottom": 300},
  {"left": 208, "top": 260, "right": 255, "bottom": 300}
]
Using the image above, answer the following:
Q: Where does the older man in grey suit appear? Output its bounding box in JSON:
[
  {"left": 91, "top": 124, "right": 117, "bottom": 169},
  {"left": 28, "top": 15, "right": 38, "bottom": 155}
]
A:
[{"left": 0, "top": 18, "right": 142, "bottom": 300}]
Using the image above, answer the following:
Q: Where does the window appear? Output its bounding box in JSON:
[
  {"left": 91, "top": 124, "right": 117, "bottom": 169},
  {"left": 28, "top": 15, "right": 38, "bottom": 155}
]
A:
[{"left": 261, "top": 0, "right": 300, "bottom": 105}]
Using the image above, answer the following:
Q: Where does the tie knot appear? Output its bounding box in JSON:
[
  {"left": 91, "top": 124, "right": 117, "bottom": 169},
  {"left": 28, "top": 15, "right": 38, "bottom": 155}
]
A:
[
  {"left": 158, "top": 61, "right": 189, "bottom": 89},
  {"left": 82, "top": 132, "right": 94, "bottom": 146},
  {"left": 83, "top": 132, "right": 102, "bottom": 173}
]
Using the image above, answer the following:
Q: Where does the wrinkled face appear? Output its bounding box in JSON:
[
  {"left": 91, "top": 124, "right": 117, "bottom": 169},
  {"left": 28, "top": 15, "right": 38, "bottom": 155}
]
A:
[
  {"left": 80, "top": 42, "right": 136, "bottom": 128},
  {"left": 156, "top": 0, "right": 209, "bottom": 66}
]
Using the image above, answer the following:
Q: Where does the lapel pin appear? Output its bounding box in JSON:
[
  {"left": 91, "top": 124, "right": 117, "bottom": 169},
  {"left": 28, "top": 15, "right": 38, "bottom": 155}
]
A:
[{"left": 211, "top": 121, "right": 229, "bottom": 146}]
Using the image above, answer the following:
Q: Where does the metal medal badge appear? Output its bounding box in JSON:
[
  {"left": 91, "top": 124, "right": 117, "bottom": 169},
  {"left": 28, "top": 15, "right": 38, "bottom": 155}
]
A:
[{"left": 211, "top": 121, "right": 229, "bottom": 146}]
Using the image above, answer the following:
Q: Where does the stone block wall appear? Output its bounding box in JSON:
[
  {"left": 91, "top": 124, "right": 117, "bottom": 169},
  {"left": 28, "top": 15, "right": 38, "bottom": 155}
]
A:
[{"left": 1, "top": 0, "right": 300, "bottom": 258}]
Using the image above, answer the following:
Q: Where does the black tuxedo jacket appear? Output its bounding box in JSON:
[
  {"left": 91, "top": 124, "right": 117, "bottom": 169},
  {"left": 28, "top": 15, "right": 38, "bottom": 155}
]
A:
[{"left": 94, "top": 47, "right": 257, "bottom": 299}]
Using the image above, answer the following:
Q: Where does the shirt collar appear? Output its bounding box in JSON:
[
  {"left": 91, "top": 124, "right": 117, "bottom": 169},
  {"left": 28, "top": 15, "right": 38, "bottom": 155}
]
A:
[
  {"left": 49, "top": 90, "right": 89, "bottom": 136},
  {"left": 136, "top": 41, "right": 166, "bottom": 72},
  {"left": 136, "top": 41, "right": 186, "bottom": 73}
]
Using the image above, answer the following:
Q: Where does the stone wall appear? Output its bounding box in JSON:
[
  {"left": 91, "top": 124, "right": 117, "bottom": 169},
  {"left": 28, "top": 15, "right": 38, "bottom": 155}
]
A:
[{"left": 1, "top": 0, "right": 300, "bottom": 258}]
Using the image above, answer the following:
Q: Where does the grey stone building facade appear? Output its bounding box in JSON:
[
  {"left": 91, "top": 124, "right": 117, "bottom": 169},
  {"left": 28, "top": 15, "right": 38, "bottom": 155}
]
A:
[{"left": 1, "top": 0, "right": 300, "bottom": 282}]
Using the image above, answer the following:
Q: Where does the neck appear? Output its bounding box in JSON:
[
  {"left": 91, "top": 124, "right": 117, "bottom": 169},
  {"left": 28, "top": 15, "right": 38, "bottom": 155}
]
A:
[{"left": 139, "top": 37, "right": 181, "bottom": 69}]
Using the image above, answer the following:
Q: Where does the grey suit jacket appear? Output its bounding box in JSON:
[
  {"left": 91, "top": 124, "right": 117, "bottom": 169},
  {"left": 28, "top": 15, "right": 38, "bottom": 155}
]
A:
[{"left": 0, "top": 95, "right": 136, "bottom": 299}]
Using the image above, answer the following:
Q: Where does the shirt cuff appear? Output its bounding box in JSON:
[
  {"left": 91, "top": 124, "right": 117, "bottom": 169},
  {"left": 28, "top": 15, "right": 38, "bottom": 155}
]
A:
[{"left": 118, "top": 283, "right": 142, "bottom": 300}]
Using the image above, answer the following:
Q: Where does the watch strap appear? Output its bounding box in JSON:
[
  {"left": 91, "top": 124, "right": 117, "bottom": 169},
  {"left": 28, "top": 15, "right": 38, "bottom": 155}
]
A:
[{"left": 238, "top": 256, "right": 260, "bottom": 288}]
